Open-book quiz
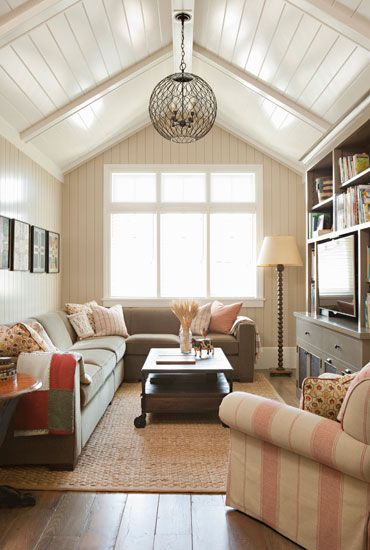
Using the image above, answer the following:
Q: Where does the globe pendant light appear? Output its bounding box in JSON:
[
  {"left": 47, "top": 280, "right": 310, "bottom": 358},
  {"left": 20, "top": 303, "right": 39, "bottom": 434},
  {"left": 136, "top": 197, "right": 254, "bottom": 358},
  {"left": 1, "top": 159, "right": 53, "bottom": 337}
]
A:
[{"left": 149, "top": 12, "right": 217, "bottom": 143}]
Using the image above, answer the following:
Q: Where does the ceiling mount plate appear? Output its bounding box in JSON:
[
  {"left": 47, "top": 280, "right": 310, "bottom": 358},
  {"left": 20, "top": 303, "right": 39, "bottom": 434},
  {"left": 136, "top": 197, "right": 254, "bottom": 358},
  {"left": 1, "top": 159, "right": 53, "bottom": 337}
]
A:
[{"left": 174, "top": 12, "right": 192, "bottom": 23}]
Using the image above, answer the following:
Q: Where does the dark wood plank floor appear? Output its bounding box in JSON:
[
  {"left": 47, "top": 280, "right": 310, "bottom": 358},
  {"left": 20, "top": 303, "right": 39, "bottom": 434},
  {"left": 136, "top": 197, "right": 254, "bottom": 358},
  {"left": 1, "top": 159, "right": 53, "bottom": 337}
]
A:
[{"left": 0, "top": 372, "right": 301, "bottom": 550}]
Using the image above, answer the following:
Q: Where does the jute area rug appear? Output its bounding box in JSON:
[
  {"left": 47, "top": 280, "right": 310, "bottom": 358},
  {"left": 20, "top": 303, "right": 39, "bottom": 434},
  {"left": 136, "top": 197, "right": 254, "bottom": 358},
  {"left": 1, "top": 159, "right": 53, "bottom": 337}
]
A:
[{"left": 0, "top": 373, "right": 283, "bottom": 493}]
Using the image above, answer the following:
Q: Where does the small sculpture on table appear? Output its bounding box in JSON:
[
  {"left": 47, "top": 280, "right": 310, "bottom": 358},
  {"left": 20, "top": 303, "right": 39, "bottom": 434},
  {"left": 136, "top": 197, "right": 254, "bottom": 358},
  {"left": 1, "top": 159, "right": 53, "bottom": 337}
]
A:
[{"left": 192, "top": 336, "right": 214, "bottom": 359}]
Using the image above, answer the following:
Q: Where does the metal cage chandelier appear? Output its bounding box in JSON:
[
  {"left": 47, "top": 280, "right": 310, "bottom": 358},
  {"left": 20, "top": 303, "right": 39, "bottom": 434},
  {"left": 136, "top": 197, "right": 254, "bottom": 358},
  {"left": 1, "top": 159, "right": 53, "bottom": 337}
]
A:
[{"left": 149, "top": 13, "right": 217, "bottom": 143}]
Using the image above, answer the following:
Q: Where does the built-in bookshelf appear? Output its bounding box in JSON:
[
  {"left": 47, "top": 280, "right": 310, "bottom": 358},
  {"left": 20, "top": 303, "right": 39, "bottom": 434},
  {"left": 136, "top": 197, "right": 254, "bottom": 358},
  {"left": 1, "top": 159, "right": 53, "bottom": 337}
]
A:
[{"left": 306, "top": 118, "right": 370, "bottom": 332}]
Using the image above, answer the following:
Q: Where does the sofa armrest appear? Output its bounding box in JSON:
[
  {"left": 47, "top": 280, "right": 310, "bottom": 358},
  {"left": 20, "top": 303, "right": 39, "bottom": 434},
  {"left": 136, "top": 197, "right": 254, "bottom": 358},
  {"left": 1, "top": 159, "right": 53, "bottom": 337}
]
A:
[
  {"left": 219, "top": 392, "right": 370, "bottom": 482},
  {"left": 236, "top": 322, "right": 255, "bottom": 382}
]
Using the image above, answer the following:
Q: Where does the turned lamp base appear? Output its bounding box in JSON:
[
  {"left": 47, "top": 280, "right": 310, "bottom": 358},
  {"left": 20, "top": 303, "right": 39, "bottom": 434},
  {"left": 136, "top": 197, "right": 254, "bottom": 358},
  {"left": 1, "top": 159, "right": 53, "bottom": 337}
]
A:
[{"left": 269, "top": 368, "right": 293, "bottom": 377}]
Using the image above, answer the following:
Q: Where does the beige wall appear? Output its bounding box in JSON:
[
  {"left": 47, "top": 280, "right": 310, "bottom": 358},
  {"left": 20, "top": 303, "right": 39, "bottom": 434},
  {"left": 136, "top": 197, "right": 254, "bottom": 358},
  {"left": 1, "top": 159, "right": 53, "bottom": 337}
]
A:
[
  {"left": 0, "top": 136, "right": 62, "bottom": 323},
  {"left": 63, "top": 124, "right": 305, "bottom": 347}
]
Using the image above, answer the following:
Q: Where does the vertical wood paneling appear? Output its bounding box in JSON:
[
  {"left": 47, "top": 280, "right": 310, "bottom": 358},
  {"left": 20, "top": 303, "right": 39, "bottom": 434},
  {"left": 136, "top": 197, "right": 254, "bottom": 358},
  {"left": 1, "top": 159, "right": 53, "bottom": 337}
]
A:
[
  {"left": 0, "top": 136, "right": 62, "bottom": 324},
  {"left": 62, "top": 125, "right": 305, "bottom": 346}
]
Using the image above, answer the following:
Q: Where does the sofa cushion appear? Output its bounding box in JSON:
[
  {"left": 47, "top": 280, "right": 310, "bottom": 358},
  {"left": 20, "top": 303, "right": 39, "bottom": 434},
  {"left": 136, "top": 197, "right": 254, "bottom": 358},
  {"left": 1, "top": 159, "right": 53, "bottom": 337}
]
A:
[
  {"left": 35, "top": 311, "right": 76, "bottom": 350},
  {"left": 207, "top": 333, "right": 239, "bottom": 355},
  {"left": 79, "top": 353, "right": 116, "bottom": 407},
  {"left": 73, "top": 349, "right": 116, "bottom": 371},
  {"left": 70, "top": 336, "right": 126, "bottom": 362},
  {"left": 125, "top": 334, "right": 179, "bottom": 356},
  {"left": 123, "top": 308, "right": 180, "bottom": 335}
]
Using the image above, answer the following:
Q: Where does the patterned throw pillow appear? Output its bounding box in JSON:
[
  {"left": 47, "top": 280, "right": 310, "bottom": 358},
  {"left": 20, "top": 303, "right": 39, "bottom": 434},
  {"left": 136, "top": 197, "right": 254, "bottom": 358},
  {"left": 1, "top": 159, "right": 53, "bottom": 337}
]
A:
[
  {"left": 65, "top": 301, "right": 98, "bottom": 331},
  {"left": 68, "top": 312, "right": 95, "bottom": 340},
  {"left": 0, "top": 323, "right": 49, "bottom": 357},
  {"left": 337, "top": 364, "right": 370, "bottom": 423},
  {"left": 27, "top": 321, "right": 57, "bottom": 352},
  {"left": 191, "top": 303, "right": 212, "bottom": 336},
  {"left": 301, "top": 374, "right": 355, "bottom": 420},
  {"left": 209, "top": 301, "right": 243, "bottom": 334},
  {"left": 91, "top": 304, "right": 129, "bottom": 338}
]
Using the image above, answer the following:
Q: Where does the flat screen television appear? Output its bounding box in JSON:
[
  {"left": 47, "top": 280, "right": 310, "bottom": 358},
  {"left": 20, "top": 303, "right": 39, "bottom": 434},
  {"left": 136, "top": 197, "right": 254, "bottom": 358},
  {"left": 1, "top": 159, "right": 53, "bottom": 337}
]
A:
[{"left": 317, "top": 234, "right": 357, "bottom": 318}]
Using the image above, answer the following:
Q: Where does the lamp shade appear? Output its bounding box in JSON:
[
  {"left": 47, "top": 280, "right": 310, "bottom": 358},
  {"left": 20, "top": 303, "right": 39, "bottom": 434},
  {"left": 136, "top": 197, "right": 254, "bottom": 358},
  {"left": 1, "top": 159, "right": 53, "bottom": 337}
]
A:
[{"left": 257, "top": 235, "right": 303, "bottom": 267}]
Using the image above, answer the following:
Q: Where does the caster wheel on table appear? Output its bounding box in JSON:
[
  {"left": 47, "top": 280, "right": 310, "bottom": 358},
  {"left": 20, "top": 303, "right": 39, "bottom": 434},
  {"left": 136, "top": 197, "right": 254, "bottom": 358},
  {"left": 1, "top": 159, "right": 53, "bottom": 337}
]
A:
[{"left": 134, "top": 414, "right": 147, "bottom": 428}]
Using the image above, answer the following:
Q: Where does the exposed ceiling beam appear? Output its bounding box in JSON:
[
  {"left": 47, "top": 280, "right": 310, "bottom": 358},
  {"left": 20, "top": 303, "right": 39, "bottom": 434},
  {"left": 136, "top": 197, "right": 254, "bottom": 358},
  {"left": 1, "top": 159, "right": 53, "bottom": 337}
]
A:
[
  {"left": 301, "top": 93, "right": 370, "bottom": 169},
  {"left": 63, "top": 115, "right": 151, "bottom": 174},
  {"left": 172, "top": 0, "right": 194, "bottom": 73},
  {"left": 0, "top": 0, "right": 79, "bottom": 48},
  {"left": 193, "top": 44, "right": 331, "bottom": 133},
  {"left": 20, "top": 45, "right": 172, "bottom": 142},
  {"left": 284, "top": 0, "right": 370, "bottom": 51}
]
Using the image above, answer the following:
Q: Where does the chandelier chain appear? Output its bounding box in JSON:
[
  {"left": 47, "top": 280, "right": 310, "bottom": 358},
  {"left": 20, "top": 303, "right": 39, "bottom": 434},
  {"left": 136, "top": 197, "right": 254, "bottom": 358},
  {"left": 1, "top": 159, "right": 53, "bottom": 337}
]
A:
[{"left": 179, "top": 17, "right": 186, "bottom": 73}]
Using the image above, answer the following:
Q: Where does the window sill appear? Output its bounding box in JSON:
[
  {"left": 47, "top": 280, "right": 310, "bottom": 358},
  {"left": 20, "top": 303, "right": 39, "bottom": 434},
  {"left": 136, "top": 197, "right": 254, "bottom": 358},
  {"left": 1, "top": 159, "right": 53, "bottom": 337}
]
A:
[{"left": 102, "top": 297, "right": 265, "bottom": 308}]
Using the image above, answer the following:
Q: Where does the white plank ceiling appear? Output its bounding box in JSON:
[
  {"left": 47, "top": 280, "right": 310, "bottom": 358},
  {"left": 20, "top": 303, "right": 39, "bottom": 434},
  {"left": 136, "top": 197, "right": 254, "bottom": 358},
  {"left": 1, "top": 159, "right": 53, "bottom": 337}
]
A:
[{"left": 0, "top": 0, "right": 368, "bottom": 173}]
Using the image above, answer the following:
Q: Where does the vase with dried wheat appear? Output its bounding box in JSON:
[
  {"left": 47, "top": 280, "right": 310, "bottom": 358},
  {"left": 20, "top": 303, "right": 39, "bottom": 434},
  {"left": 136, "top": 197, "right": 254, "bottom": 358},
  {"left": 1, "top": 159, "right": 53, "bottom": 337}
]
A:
[{"left": 171, "top": 299, "right": 199, "bottom": 354}]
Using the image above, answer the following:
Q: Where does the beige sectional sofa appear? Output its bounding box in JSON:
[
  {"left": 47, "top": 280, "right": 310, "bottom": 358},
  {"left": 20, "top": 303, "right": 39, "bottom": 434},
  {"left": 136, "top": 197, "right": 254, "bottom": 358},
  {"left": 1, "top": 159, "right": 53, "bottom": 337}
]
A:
[{"left": 1, "top": 306, "right": 256, "bottom": 470}]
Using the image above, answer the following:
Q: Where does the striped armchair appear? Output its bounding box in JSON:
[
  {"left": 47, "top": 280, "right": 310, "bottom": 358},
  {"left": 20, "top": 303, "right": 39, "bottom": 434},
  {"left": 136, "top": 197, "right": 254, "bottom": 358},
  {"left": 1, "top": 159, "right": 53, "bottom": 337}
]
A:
[{"left": 219, "top": 366, "right": 370, "bottom": 550}]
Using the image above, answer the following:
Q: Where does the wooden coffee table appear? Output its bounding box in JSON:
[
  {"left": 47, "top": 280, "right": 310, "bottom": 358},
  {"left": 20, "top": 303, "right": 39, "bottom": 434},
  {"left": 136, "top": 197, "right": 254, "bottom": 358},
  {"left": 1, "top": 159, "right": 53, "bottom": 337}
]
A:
[{"left": 134, "top": 347, "right": 233, "bottom": 428}]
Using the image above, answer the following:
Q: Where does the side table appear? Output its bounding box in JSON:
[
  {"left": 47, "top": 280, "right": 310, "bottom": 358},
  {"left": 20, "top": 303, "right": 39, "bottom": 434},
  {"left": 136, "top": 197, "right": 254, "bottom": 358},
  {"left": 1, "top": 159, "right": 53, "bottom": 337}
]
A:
[{"left": 0, "top": 373, "right": 42, "bottom": 508}]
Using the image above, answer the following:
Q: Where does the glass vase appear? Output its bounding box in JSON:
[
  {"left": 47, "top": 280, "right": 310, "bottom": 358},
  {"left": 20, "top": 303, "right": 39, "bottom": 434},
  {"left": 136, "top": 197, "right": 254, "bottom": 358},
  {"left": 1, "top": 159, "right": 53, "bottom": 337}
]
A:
[{"left": 179, "top": 327, "right": 192, "bottom": 354}]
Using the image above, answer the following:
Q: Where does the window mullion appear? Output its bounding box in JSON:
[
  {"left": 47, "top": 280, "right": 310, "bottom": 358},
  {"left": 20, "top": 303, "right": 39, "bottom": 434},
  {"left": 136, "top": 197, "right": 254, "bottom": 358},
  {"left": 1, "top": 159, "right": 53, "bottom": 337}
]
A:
[
  {"left": 157, "top": 172, "right": 161, "bottom": 298},
  {"left": 206, "top": 171, "right": 211, "bottom": 298}
]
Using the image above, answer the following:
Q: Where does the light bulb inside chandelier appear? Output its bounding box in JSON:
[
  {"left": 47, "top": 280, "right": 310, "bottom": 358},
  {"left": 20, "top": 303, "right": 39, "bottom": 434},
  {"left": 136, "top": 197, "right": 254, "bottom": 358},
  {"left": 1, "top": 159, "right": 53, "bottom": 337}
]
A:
[{"left": 148, "top": 12, "right": 217, "bottom": 143}]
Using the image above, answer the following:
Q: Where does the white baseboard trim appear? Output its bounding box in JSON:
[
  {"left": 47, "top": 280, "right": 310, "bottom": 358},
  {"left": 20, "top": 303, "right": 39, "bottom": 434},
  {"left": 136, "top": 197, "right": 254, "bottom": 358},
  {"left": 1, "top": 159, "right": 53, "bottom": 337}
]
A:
[{"left": 255, "top": 347, "right": 296, "bottom": 371}]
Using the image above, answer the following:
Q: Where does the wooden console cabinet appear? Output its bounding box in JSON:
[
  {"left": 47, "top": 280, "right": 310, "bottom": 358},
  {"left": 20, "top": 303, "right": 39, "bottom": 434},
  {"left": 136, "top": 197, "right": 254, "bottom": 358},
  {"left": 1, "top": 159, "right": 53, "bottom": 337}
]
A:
[{"left": 295, "top": 312, "right": 370, "bottom": 390}]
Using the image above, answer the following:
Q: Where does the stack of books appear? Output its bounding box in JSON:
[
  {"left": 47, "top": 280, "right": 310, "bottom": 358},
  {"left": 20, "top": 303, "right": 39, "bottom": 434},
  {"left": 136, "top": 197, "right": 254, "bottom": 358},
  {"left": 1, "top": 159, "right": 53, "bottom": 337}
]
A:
[
  {"left": 336, "top": 185, "right": 370, "bottom": 229},
  {"left": 339, "top": 153, "right": 369, "bottom": 184}
]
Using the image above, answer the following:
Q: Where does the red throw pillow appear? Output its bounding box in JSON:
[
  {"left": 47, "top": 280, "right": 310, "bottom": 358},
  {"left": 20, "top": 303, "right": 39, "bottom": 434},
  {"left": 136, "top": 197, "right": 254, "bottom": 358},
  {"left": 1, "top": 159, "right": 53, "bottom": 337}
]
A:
[{"left": 209, "top": 301, "right": 243, "bottom": 334}]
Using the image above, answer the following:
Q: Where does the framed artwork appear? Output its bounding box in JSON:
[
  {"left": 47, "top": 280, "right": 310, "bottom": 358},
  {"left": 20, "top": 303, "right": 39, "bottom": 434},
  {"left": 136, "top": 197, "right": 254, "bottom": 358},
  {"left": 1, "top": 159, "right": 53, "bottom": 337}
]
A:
[
  {"left": 47, "top": 231, "right": 60, "bottom": 273},
  {"left": 31, "top": 226, "right": 46, "bottom": 273},
  {"left": 11, "top": 219, "right": 30, "bottom": 271},
  {"left": 0, "top": 215, "right": 10, "bottom": 270}
]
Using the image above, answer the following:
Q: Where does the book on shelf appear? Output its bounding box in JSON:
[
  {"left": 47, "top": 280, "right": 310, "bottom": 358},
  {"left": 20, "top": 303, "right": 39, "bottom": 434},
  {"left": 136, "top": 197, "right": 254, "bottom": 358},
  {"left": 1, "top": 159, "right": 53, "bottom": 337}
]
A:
[
  {"left": 309, "top": 212, "right": 332, "bottom": 238},
  {"left": 368, "top": 246, "right": 370, "bottom": 281},
  {"left": 335, "top": 184, "right": 370, "bottom": 230},
  {"left": 366, "top": 293, "right": 370, "bottom": 329},
  {"left": 339, "top": 153, "right": 369, "bottom": 184}
]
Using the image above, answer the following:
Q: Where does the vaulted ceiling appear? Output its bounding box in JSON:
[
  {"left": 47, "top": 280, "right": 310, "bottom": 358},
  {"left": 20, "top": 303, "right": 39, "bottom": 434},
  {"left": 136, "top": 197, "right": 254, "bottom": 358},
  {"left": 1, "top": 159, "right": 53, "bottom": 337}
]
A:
[{"left": 0, "top": 0, "right": 369, "bottom": 175}]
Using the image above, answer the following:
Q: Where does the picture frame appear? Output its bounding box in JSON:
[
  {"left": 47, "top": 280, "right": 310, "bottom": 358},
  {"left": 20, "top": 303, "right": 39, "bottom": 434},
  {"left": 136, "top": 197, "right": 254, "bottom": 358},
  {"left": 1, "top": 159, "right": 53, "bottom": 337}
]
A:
[
  {"left": 47, "top": 231, "right": 60, "bottom": 273},
  {"left": 0, "top": 215, "right": 10, "bottom": 270},
  {"left": 11, "top": 219, "right": 30, "bottom": 271},
  {"left": 31, "top": 226, "right": 46, "bottom": 273}
]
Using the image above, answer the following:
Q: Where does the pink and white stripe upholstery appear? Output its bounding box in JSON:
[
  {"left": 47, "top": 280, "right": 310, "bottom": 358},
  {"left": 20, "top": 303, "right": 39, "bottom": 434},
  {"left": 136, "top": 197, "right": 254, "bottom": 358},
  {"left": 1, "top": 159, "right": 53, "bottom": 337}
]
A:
[{"left": 220, "top": 392, "right": 370, "bottom": 550}]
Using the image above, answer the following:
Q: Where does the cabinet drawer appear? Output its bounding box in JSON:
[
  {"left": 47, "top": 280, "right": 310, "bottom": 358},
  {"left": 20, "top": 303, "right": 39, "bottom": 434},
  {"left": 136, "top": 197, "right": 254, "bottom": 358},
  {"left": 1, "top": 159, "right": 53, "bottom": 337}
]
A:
[
  {"left": 323, "top": 331, "right": 361, "bottom": 367},
  {"left": 296, "top": 320, "right": 322, "bottom": 348}
]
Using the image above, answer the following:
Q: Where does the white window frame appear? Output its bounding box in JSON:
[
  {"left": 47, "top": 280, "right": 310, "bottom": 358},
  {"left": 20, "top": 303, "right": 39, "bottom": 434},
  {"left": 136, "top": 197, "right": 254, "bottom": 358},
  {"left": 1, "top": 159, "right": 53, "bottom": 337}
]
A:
[{"left": 103, "top": 164, "right": 264, "bottom": 307}]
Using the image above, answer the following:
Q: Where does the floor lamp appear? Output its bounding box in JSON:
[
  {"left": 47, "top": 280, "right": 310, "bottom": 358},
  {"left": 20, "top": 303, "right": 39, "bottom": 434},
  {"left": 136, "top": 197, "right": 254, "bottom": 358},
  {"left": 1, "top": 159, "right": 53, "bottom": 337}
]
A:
[{"left": 257, "top": 235, "right": 303, "bottom": 376}]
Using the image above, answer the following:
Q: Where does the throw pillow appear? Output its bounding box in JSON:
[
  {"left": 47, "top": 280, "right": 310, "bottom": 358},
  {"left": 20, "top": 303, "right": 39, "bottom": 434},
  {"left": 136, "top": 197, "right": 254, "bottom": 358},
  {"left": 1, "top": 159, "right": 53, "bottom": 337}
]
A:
[
  {"left": 0, "top": 323, "right": 49, "bottom": 357},
  {"left": 91, "top": 304, "right": 129, "bottom": 338},
  {"left": 191, "top": 303, "right": 212, "bottom": 336},
  {"left": 337, "top": 364, "right": 370, "bottom": 422},
  {"left": 27, "top": 321, "right": 57, "bottom": 352},
  {"left": 209, "top": 301, "right": 243, "bottom": 334},
  {"left": 64, "top": 300, "right": 98, "bottom": 331},
  {"left": 301, "top": 374, "right": 355, "bottom": 420},
  {"left": 68, "top": 312, "right": 95, "bottom": 340}
]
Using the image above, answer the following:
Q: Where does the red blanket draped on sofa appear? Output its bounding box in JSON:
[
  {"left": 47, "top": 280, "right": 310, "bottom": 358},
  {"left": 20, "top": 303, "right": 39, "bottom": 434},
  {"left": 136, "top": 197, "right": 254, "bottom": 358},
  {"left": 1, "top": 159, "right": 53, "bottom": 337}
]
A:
[{"left": 14, "top": 352, "right": 77, "bottom": 436}]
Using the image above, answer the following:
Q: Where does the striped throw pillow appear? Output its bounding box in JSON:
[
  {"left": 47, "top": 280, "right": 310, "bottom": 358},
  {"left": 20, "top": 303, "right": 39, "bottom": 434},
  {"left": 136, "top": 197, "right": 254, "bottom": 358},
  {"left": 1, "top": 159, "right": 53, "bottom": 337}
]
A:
[
  {"left": 91, "top": 305, "right": 129, "bottom": 338},
  {"left": 191, "top": 303, "right": 212, "bottom": 336}
]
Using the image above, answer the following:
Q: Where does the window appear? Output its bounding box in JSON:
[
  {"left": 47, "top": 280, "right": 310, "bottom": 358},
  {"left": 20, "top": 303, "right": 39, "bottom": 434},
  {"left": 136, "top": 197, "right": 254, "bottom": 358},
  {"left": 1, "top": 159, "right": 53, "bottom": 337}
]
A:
[{"left": 104, "top": 166, "right": 263, "bottom": 304}]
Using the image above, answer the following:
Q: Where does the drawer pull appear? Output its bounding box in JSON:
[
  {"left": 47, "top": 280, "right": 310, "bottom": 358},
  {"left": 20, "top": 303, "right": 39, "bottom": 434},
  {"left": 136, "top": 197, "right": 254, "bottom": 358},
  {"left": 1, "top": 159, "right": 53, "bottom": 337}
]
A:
[
  {"left": 326, "top": 358, "right": 332, "bottom": 364},
  {"left": 334, "top": 344, "right": 342, "bottom": 351},
  {"left": 304, "top": 331, "right": 310, "bottom": 336}
]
